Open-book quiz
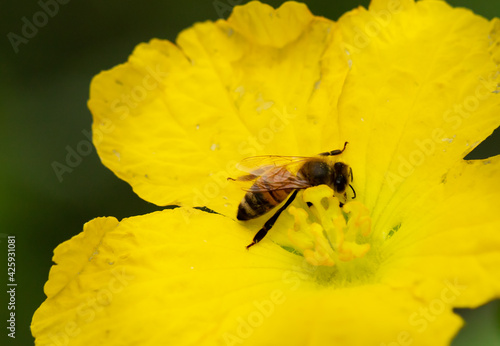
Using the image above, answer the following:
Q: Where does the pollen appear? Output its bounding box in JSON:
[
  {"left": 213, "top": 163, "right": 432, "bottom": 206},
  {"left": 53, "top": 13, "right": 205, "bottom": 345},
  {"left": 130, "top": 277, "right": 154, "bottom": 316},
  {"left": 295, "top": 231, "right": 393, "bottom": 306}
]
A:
[{"left": 287, "top": 185, "right": 372, "bottom": 268}]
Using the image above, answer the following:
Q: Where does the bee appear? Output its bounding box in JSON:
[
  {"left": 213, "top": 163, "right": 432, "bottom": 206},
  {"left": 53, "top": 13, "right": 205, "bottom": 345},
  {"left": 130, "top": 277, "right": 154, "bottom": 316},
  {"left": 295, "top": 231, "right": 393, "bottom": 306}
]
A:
[{"left": 229, "top": 142, "right": 355, "bottom": 249}]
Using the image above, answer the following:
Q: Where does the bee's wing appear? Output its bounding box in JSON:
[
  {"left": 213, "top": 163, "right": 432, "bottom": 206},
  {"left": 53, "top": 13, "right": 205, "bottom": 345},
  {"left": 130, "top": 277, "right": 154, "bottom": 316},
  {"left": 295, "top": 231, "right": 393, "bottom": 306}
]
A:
[
  {"left": 246, "top": 171, "right": 314, "bottom": 192},
  {"left": 236, "top": 155, "right": 312, "bottom": 175},
  {"left": 232, "top": 155, "right": 316, "bottom": 192}
]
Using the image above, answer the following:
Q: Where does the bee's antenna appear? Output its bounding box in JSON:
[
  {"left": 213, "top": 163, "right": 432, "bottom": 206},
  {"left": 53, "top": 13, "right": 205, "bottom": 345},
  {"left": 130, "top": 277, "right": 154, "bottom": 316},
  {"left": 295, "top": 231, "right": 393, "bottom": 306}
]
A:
[{"left": 349, "top": 184, "right": 356, "bottom": 199}]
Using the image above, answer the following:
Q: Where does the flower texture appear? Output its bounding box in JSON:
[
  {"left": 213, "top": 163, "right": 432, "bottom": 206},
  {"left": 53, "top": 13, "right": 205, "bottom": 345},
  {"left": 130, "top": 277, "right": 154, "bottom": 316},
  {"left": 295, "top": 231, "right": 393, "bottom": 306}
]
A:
[{"left": 32, "top": 1, "right": 500, "bottom": 345}]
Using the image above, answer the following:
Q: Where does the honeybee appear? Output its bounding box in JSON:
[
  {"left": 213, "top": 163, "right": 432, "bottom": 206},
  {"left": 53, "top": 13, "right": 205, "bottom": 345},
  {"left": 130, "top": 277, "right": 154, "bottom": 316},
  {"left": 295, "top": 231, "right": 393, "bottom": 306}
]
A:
[{"left": 229, "top": 142, "right": 355, "bottom": 249}]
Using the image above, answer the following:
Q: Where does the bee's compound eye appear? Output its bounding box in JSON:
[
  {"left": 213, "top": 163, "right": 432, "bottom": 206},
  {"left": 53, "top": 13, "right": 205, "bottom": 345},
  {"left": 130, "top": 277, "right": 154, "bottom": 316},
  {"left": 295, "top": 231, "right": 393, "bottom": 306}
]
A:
[
  {"left": 332, "top": 162, "right": 348, "bottom": 192},
  {"left": 334, "top": 176, "right": 347, "bottom": 193},
  {"left": 333, "top": 162, "right": 345, "bottom": 170}
]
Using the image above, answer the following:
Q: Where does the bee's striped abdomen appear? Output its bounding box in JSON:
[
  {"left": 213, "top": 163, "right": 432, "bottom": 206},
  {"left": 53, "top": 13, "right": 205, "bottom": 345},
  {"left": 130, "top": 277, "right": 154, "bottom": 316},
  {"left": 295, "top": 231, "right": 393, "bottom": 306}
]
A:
[{"left": 237, "top": 186, "right": 292, "bottom": 221}]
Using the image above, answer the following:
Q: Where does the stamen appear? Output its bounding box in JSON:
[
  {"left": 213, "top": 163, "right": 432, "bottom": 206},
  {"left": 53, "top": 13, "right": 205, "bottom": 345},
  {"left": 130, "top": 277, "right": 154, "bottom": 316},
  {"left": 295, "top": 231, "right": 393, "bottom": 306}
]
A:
[{"left": 287, "top": 185, "right": 372, "bottom": 267}]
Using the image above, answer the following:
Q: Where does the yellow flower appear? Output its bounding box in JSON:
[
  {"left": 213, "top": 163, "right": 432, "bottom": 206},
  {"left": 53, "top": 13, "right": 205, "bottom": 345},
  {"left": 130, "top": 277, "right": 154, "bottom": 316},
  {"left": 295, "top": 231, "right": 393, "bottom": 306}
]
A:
[{"left": 32, "top": 1, "right": 500, "bottom": 345}]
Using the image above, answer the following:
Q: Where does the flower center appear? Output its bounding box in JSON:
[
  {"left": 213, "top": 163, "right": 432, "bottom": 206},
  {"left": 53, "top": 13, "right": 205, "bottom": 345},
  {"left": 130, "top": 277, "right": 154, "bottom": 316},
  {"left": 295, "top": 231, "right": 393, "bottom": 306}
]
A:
[{"left": 287, "top": 185, "right": 373, "bottom": 271}]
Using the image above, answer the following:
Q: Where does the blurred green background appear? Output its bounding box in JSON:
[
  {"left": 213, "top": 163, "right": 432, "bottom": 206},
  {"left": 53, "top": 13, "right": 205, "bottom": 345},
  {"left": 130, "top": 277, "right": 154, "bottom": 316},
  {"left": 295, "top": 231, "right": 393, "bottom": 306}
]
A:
[{"left": 1, "top": 0, "right": 499, "bottom": 344}]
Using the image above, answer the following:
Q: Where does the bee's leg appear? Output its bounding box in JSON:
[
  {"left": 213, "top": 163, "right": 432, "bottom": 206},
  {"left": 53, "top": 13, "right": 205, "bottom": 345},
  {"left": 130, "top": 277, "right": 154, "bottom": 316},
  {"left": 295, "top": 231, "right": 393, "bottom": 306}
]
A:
[
  {"left": 318, "top": 141, "right": 348, "bottom": 156},
  {"left": 246, "top": 190, "right": 299, "bottom": 249}
]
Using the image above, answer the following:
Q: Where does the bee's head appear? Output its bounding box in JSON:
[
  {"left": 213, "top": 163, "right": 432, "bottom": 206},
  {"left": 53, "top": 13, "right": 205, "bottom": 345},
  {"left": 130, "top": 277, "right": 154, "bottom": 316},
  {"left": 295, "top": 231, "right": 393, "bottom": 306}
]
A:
[{"left": 332, "top": 162, "right": 351, "bottom": 193}]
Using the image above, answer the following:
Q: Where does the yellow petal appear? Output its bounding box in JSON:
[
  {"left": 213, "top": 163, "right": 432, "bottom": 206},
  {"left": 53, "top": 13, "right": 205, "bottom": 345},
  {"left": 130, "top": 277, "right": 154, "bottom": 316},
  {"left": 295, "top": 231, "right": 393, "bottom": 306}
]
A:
[
  {"left": 32, "top": 209, "right": 464, "bottom": 346},
  {"left": 248, "top": 285, "right": 462, "bottom": 346},
  {"left": 88, "top": 1, "right": 348, "bottom": 215},
  {"left": 228, "top": 1, "right": 313, "bottom": 48},
  {"left": 47, "top": 217, "right": 119, "bottom": 296},
  {"left": 31, "top": 209, "right": 307, "bottom": 345},
  {"left": 335, "top": 0, "right": 500, "bottom": 233},
  {"left": 489, "top": 18, "right": 500, "bottom": 64},
  {"left": 380, "top": 156, "right": 500, "bottom": 307}
]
